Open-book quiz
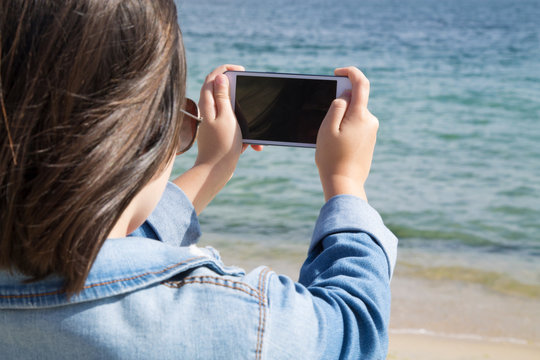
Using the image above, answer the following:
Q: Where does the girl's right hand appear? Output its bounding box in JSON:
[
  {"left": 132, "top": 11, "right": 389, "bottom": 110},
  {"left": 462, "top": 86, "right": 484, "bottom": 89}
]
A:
[
  {"left": 196, "top": 64, "right": 245, "bottom": 174},
  {"left": 315, "top": 67, "right": 379, "bottom": 202},
  {"left": 173, "top": 64, "right": 246, "bottom": 214}
]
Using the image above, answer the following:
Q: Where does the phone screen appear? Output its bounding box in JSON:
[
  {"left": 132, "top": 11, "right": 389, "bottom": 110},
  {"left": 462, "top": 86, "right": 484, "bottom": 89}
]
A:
[{"left": 234, "top": 75, "right": 337, "bottom": 145}]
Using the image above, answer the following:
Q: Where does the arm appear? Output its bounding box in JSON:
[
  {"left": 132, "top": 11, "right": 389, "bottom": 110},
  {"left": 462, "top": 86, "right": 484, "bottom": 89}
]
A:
[
  {"left": 264, "top": 196, "right": 397, "bottom": 359},
  {"left": 315, "top": 67, "right": 378, "bottom": 202},
  {"left": 173, "top": 65, "right": 261, "bottom": 215},
  {"left": 131, "top": 65, "right": 261, "bottom": 241},
  {"left": 172, "top": 65, "right": 243, "bottom": 214},
  {"left": 264, "top": 67, "right": 396, "bottom": 359}
]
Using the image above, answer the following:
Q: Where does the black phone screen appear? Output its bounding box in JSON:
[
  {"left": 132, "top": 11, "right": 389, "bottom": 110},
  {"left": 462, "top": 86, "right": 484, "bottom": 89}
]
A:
[{"left": 235, "top": 75, "right": 337, "bottom": 144}]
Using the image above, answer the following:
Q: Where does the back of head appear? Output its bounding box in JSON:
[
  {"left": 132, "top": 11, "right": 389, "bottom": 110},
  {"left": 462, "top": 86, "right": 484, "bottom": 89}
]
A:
[{"left": 0, "top": 0, "right": 186, "bottom": 294}]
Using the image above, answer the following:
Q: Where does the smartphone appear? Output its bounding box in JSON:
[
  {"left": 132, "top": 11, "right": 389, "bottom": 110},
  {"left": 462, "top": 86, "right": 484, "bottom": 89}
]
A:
[{"left": 225, "top": 71, "right": 352, "bottom": 148}]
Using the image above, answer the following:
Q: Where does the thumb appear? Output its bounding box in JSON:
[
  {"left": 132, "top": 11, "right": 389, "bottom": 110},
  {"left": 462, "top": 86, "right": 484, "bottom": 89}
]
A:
[
  {"left": 213, "top": 74, "right": 234, "bottom": 117},
  {"left": 320, "top": 92, "right": 350, "bottom": 133}
]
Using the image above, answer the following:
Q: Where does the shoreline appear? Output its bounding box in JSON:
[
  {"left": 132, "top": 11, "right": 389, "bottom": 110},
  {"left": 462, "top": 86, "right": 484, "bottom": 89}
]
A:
[
  {"left": 200, "top": 234, "right": 540, "bottom": 358},
  {"left": 387, "top": 333, "right": 540, "bottom": 360}
]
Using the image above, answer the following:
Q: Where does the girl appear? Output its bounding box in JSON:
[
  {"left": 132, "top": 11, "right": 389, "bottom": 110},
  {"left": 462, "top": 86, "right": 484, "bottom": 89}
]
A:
[{"left": 0, "top": 1, "right": 397, "bottom": 359}]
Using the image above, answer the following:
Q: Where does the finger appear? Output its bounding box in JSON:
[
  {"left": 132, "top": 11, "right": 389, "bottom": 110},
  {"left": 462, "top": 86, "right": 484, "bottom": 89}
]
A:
[
  {"left": 320, "top": 92, "right": 350, "bottom": 133},
  {"left": 206, "top": 64, "right": 245, "bottom": 83},
  {"left": 334, "top": 67, "right": 370, "bottom": 110},
  {"left": 199, "top": 65, "right": 245, "bottom": 120},
  {"left": 241, "top": 144, "right": 263, "bottom": 153},
  {"left": 213, "top": 74, "right": 234, "bottom": 118},
  {"left": 225, "top": 64, "right": 245, "bottom": 72},
  {"left": 241, "top": 144, "right": 264, "bottom": 153},
  {"left": 199, "top": 80, "right": 216, "bottom": 121}
]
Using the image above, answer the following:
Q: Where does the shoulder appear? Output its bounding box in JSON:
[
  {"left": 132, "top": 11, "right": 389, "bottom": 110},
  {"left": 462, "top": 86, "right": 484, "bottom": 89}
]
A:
[{"left": 125, "top": 264, "right": 275, "bottom": 359}]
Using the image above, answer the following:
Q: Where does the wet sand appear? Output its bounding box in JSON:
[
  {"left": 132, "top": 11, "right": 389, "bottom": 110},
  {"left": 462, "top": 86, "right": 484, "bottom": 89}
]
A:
[
  {"left": 389, "top": 271, "right": 540, "bottom": 359},
  {"left": 200, "top": 235, "right": 540, "bottom": 359},
  {"left": 388, "top": 333, "right": 540, "bottom": 360}
]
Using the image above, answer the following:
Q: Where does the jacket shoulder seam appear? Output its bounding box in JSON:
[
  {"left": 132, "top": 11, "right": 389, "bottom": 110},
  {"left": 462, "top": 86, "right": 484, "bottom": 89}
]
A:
[{"left": 162, "top": 275, "right": 261, "bottom": 299}]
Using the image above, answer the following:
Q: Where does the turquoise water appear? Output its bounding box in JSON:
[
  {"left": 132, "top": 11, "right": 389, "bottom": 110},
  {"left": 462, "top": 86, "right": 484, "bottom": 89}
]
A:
[{"left": 174, "top": 0, "right": 540, "bottom": 287}]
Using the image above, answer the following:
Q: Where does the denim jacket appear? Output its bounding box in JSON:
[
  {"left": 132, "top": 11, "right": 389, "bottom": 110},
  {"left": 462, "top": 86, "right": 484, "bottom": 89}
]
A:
[{"left": 0, "top": 182, "right": 398, "bottom": 360}]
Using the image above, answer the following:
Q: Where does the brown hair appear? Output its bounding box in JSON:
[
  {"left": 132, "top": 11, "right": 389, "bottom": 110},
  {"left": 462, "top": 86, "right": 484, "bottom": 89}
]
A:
[{"left": 0, "top": 0, "right": 186, "bottom": 294}]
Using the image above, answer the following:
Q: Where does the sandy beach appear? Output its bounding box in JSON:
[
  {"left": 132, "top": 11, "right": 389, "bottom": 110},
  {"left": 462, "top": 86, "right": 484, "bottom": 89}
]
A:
[{"left": 200, "top": 236, "right": 540, "bottom": 360}]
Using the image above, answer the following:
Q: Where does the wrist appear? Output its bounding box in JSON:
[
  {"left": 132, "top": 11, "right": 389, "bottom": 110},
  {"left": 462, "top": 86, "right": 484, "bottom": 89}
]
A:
[
  {"left": 194, "top": 152, "right": 238, "bottom": 180},
  {"left": 191, "top": 161, "right": 234, "bottom": 190},
  {"left": 321, "top": 175, "right": 367, "bottom": 202}
]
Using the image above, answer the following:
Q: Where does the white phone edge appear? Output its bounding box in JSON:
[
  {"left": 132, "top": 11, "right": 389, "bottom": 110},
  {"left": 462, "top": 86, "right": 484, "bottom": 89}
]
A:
[{"left": 224, "top": 70, "right": 352, "bottom": 148}]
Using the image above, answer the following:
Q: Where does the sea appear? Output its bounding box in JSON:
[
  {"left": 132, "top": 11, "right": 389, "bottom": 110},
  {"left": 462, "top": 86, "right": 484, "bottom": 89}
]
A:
[{"left": 173, "top": 0, "right": 540, "bottom": 296}]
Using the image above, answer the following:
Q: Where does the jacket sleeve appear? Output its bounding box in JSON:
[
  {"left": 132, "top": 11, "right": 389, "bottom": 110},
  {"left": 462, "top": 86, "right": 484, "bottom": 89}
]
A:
[
  {"left": 129, "top": 182, "right": 201, "bottom": 247},
  {"left": 263, "top": 195, "right": 398, "bottom": 360}
]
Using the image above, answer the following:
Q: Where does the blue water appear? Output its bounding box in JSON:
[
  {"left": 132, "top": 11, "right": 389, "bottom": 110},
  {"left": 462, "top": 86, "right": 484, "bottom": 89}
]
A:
[{"left": 174, "top": 0, "right": 540, "bottom": 286}]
